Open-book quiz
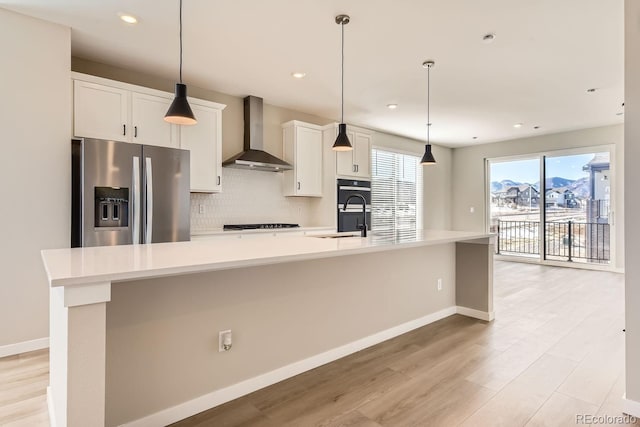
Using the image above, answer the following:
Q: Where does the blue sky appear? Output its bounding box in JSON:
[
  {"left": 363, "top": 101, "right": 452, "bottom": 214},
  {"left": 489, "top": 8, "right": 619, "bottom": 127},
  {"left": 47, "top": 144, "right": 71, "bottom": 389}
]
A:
[{"left": 490, "top": 153, "right": 608, "bottom": 183}]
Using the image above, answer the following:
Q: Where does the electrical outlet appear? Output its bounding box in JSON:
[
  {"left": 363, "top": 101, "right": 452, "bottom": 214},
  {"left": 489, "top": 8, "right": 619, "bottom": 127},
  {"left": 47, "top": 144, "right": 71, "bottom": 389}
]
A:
[
  {"left": 199, "top": 204, "right": 205, "bottom": 214},
  {"left": 218, "top": 330, "right": 232, "bottom": 352},
  {"left": 437, "top": 278, "right": 443, "bottom": 291}
]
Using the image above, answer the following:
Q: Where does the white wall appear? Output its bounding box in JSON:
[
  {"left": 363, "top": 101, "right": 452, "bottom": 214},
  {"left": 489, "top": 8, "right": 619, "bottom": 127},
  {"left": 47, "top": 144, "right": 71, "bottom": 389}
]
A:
[
  {"left": 624, "top": 0, "right": 640, "bottom": 411},
  {"left": 0, "top": 9, "right": 70, "bottom": 353},
  {"left": 451, "top": 124, "right": 624, "bottom": 269}
]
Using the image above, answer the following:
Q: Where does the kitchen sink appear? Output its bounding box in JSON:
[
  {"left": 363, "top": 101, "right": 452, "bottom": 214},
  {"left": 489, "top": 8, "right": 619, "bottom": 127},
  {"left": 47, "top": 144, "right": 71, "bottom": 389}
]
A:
[{"left": 309, "top": 232, "right": 361, "bottom": 239}]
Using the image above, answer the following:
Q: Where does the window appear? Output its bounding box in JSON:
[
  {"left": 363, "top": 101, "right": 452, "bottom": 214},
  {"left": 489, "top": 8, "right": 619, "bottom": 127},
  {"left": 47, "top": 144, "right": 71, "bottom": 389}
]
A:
[{"left": 371, "top": 148, "right": 423, "bottom": 236}]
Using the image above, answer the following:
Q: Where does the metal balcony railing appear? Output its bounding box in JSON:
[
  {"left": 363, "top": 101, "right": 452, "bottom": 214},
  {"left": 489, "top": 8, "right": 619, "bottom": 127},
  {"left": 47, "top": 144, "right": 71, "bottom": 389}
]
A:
[{"left": 496, "top": 220, "right": 610, "bottom": 262}]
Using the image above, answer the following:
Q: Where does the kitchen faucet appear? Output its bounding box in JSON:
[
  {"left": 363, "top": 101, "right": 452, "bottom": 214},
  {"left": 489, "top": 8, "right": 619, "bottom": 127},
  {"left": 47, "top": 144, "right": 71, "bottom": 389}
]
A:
[{"left": 343, "top": 194, "right": 368, "bottom": 237}]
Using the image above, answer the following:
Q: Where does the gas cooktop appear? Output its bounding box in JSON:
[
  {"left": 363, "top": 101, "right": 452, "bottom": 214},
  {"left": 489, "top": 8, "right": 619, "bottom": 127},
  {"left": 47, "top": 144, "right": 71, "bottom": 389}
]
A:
[{"left": 223, "top": 223, "right": 300, "bottom": 231}]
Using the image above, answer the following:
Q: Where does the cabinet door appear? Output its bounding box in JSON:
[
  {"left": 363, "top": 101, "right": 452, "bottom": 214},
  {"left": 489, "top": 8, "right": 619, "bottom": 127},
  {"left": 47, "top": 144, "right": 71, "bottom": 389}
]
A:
[
  {"left": 74, "top": 80, "right": 129, "bottom": 142},
  {"left": 354, "top": 132, "right": 372, "bottom": 178},
  {"left": 180, "top": 103, "right": 222, "bottom": 193},
  {"left": 295, "top": 126, "right": 322, "bottom": 196},
  {"left": 335, "top": 128, "right": 357, "bottom": 176},
  {"left": 131, "top": 92, "right": 179, "bottom": 148}
]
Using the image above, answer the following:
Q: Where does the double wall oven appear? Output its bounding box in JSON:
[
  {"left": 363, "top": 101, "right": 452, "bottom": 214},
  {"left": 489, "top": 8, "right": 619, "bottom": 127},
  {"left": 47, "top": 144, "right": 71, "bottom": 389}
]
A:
[{"left": 337, "top": 179, "right": 371, "bottom": 233}]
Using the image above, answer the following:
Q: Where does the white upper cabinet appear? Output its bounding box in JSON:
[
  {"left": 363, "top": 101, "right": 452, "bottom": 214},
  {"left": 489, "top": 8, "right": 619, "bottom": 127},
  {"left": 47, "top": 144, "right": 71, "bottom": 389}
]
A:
[
  {"left": 282, "top": 121, "right": 323, "bottom": 197},
  {"left": 131, "top": 92, "right": 179, "bottom": 148},
  {"left": 73, "top": 80, "right": 129, "bottom": 142},
  {"left": 72, "top": 73, "right": 226, "bottom": 193},
  {"left": 180, "top": 100, "right": 224, "bottom": 193},
  {"left": 330, "top": 125, "right": 372, "bottom": 179}
]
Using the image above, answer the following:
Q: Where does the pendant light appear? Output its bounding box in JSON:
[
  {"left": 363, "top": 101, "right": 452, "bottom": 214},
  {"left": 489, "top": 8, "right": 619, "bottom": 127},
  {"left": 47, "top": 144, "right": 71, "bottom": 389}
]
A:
[
  {"left": 332, "top": 14, "right": 353, "bottom": 151},
  {"left": 164, "top": 0, "right": 197, "bottom": 125},
  {"left": 420, "top": 60, "right": 436, "bottom": 165}
]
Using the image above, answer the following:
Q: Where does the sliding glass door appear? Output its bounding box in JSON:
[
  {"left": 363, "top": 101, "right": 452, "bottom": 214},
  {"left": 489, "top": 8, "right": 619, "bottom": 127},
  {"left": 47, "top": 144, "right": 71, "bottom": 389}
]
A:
[
  {"left": 544, "top": 152, "right": 611, "bottom": 264},
  {"left": 488, "top": 148, "right": 613, "bottom": 266}
]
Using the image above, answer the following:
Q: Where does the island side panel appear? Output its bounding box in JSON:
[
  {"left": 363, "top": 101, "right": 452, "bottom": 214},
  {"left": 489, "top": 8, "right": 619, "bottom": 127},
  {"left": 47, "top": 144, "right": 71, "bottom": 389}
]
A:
[
  {"left": 455, "top": 239, "right": 495, "bottom": 320},
  {"left": 49, "top": 286, "right": 108, "bottom": 427},
  {"left": 104, "top": 243, "right": 457, "bottom": 426}
]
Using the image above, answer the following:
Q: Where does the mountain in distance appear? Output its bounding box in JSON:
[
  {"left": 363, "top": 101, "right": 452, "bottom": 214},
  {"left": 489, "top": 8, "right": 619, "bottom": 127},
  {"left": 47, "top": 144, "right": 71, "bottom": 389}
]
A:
[
  {"left": 491, "top": 176, "right": 591, "bottom": 198},
  {"left": 491, "top": 179, "right": 526, "bottom": 192},
  {"left": 544, "top": 177, "right": 575, "bottom": 188}
]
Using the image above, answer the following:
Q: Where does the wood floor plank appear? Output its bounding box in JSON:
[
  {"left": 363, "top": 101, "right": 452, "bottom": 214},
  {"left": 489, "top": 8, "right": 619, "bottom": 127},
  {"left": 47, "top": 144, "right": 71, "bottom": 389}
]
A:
[
  {"left": 460, "top": 354, "right": 578, "bottom": 426},
  {"left": 524, "top": 392, "right": 600, "bottom": 427}
]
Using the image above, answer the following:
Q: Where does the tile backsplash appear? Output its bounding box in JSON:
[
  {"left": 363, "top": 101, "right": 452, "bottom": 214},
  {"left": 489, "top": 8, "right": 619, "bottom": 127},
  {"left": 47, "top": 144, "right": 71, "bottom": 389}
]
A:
[{"left": 190, "top": 168, "right": 322, "bottom": 231}]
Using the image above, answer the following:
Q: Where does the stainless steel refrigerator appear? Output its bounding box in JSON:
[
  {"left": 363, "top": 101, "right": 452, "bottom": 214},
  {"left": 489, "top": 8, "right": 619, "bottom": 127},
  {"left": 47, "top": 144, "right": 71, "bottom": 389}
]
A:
[{"left": 71, "top": 138, "right": 190, "bottom": 247}]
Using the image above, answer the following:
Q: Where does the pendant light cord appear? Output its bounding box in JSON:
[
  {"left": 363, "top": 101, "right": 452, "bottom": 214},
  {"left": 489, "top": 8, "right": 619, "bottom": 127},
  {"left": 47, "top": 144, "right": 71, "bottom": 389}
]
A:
[
  {"left": 427, "top": 64, "right": 430, "bottom": 145},
  {"left": 179, "top": 0, "right": 183, "bottom": 84},
  {"left": 341, "top": 21, "right": 345, "bottom": 123}
]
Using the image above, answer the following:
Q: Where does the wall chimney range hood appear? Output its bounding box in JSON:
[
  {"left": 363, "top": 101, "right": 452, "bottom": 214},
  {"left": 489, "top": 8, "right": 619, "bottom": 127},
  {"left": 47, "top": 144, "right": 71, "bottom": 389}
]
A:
[{"left": 222, "top": 96, "right": 293, "bottom": 172}]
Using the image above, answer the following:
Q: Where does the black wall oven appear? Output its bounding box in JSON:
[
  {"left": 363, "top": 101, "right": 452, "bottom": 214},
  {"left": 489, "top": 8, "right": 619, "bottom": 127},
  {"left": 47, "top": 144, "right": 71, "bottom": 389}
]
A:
[{"left": 337, "top": 179, "right": 371, "bottom": 232}]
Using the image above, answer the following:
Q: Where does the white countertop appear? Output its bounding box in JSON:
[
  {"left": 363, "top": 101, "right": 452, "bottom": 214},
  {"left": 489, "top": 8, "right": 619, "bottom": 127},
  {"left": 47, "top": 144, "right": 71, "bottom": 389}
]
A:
[{"left": 41, "top": 230, "right": 493, "bottom": 288}]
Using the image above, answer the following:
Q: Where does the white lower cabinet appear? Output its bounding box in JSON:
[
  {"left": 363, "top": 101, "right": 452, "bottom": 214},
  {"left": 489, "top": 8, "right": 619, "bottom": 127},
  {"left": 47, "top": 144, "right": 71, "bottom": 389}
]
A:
[{"left": 282, "top": 121, "right": 323, "bottom": 197}]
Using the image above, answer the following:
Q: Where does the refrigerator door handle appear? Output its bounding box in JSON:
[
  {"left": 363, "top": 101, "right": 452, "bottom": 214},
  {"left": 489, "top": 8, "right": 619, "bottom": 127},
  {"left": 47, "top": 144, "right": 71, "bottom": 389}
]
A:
[
  {"left": 145, "top": 157, "right": 153, "bottom": 243},
  {"left": 132, "top": 156, "right": 141, "bottom": 244}
]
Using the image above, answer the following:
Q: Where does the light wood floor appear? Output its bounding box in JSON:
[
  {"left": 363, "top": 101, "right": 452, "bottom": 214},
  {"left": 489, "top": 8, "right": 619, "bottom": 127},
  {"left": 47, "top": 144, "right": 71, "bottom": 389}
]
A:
[{"left": 1, "top": 261, "right": 636, "bottom": 426}]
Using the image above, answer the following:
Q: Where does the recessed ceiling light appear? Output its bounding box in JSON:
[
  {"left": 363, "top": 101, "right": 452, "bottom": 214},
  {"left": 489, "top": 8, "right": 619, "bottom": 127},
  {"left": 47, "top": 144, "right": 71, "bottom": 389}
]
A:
[
  {"left": 291, "top": 72, "right": 306, "bottom": 79},
  {"left": 387, "top": 104, "right": 398, "bottom": 110},
  {"left": 482, "top": 33, "right": 496, "bottom": 43},
  {"left": 513, "top": 123, "right": 523, "bottom": 128},
  {"left": 118, "top": 13, "right": 138, "bottom": 24},
  {"left": 586, "top": 88, "right": 597, "bottom": 93}
]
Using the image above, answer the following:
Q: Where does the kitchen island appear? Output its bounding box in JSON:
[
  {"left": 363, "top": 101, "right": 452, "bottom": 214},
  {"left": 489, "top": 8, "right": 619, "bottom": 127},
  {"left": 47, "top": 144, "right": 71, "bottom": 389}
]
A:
[{"left": 42, "top": 229, "right": 494, "bottom": 427}]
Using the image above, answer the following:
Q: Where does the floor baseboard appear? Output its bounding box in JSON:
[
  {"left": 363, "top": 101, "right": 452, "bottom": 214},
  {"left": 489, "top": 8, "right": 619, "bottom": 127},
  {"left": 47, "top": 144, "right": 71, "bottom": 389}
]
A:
[
  {"left": 0, "top": 337, "right": 48, "bottom": 358},
  {"left": 622, "top": 394, "right": 640, "bottom": 419},
  {"left": 456, "top": 306, "right": 494, "bottom": 321},
  {"left": 120, "top": 306, "right": 458, "bottom": 427}
]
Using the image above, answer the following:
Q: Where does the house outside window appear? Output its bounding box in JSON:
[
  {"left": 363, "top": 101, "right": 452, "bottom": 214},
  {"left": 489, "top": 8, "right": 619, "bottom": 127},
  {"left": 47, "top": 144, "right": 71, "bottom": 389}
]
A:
[{"left": 371, "top": 148, "right": 423, "bottom": 236}]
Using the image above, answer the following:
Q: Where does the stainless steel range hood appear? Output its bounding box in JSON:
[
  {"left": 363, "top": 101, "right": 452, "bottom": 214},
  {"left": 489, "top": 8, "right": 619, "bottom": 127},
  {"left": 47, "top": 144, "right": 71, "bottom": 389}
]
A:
[{"left": 222, "top": 96, "right": 293, "bottom": 172}]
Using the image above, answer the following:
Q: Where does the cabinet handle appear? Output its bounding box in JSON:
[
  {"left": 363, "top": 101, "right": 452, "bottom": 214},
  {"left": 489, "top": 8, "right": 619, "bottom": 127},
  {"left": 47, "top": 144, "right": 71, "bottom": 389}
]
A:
[
  {"left": 217, "top": 176, "right": 221, "bottom": 186},
  {"left": 352, "top": 165, "right": 356, "bottom": 173},
  {"left": 297, "top": 182, "right": 301, "bottom": 190},
  {"left": 123, "top": 124, "right": 126, "bottom": 136},
  {"left": 134, "top": 126, "right": 138, "bottom": 138}
]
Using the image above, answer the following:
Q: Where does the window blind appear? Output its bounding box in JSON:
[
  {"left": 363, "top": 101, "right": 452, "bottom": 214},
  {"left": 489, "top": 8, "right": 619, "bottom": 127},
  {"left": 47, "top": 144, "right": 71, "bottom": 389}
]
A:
[{"left": 371, "top": 148, "right": 423, "bottom": 237}]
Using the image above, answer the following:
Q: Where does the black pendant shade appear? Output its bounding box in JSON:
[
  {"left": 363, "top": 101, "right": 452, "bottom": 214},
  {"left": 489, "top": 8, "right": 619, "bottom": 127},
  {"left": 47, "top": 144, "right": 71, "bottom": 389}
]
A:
[
  {"left": 165, "top": 83, "right": 197, "bottom": 125},
  {"left": 333, "top": 123, "right": 353, "bottom": 151},
  {"left": 164, "top": 0, "right": 197, "bottom": 125},
  {"left": 420, "top": 144, "right": 436, "bottom": 165}
]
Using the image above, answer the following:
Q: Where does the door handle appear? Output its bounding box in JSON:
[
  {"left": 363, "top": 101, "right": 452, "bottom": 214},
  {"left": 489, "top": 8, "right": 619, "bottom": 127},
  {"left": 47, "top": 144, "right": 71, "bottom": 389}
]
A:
[
  {"left": 145, "top": 157, "right": 153, "bottom": 243},
  {"left": 132, "top": 156, "right": 140, "bottom": 244}
]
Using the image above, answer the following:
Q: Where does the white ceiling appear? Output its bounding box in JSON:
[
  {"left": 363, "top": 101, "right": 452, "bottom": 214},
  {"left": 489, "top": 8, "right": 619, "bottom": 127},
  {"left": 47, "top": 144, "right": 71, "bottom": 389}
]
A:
[{"left": 1, "top": 0, "right": 624, "bottom": 147}]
